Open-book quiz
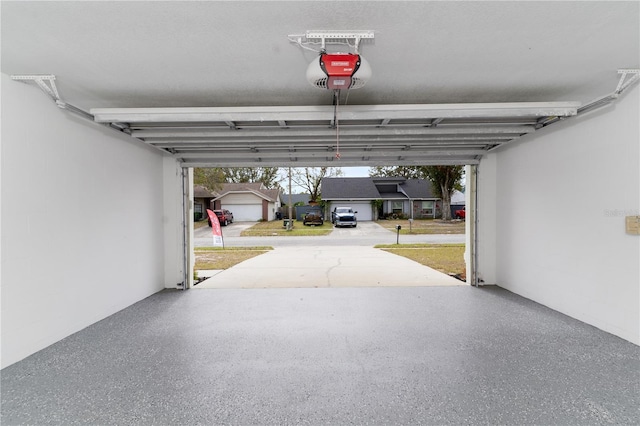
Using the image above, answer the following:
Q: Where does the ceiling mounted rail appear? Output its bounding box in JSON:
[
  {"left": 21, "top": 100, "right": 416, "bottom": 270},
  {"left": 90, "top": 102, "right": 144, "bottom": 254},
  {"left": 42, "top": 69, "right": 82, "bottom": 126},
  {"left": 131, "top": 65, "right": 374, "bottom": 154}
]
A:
[
  {"left": 577, "top": 68, "right": 640, "bottom": 115},
  {"left": 91, "top": 103, "right": 579, "bottom": 123},
  {"left": 10, "top": 74, "right": 147, "bottom": 144}
]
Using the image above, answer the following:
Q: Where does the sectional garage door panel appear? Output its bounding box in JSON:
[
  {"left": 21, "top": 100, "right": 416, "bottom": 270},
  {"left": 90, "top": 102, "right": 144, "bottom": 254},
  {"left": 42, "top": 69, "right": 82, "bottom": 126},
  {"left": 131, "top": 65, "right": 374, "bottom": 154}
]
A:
[
  {"left": 331, "top": 202, "right": 373, "bottom": 221},
  {"left": 349, "top": 202, "right": 373, "bottom": 221},
  {"left": 91, "top": 103, "right": 581, "bottom": 168},
  {"left": 223, "top": 204, "right": 262, "bottom": 222}
]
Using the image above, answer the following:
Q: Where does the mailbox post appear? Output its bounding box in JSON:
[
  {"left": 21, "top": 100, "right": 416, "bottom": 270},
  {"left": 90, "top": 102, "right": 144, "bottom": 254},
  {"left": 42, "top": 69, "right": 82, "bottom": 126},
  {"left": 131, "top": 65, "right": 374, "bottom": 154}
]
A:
[{"left": 396, "top": 224, "right": 402, "bottom": 244}]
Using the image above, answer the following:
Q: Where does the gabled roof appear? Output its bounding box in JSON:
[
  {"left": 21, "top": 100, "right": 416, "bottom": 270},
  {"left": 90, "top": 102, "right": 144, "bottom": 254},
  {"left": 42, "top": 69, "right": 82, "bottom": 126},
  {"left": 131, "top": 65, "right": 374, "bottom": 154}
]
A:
[
  {"left": 372, "top": 177, "right": 407, "bottom": 184},
  {"left": 214, "top": 182, "right": 280, "bottom": 202},
  {"left": 283, "top": 194, "right": 311, "bottom": 205},
  {"left": 262, "top": 188, "right": 282, "bottom": 203},
  {"left": 321, "top": 177, "right": 380, "bottom": 200},
  {"left": 220, "top": 182, "right": 265, "bottom": 192},
  {"left": 399, "top": 179, "right": 438, "bottom": 199},
  {"left": 322, "top": 177, "right": 441, "bottom": 201},
  {"left": 451, "top": 190, "right": 466, "bottom": 204},
  {"left": 194, "top": 185, "right": 215, "bottom": 198}
]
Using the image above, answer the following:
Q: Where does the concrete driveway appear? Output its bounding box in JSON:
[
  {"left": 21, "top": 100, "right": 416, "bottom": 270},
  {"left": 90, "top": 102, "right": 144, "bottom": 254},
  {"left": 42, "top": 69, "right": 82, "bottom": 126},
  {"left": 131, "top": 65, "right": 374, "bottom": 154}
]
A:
[
  {"left": 196, "top": 246, "right": 463, "bottom": 289},
  {"left": 195, "top": 221, "right": 466, "bottom": 288}
]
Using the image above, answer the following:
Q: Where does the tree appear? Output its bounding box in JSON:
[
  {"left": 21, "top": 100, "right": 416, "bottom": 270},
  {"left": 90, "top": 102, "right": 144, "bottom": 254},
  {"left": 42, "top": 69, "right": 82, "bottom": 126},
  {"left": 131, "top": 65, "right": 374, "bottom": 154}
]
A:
[
  {"left": 193, "top": 168, "right": 225, "bottom": 192},
  {"left": 292, "top": 167, "right": 343, "bottom": 202},
  {"left": 369, "top": 166, "right": 424, "bottom": 179},
  {"left": 222, "top": 167, "right": 281, "bottom": 189},
  {"left": 423, "top": 166, "right": 464, "bottom": 221}
]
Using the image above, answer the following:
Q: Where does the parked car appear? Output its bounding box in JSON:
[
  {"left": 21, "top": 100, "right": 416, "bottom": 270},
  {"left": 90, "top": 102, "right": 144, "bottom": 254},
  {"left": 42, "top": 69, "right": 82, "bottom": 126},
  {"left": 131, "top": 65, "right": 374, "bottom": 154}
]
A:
[
  {"left": 331, "top": 206, "right": 357, "bottom": 228},
  {"left": 208, "top": 209, "right": 234, "bottom": 226},
  {"left": 455, "top": 207, "right": 466, "bottom": 219},
  {"left": 303, "top": 208, "right": 324, "bottom": 226}
]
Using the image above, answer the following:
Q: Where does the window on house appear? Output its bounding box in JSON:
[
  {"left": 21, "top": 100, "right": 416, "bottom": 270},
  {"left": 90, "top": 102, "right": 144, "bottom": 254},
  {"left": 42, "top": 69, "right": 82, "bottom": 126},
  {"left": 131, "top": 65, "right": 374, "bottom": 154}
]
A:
[
  {"left": 421, "top": 201, "right": 434, "bottom": 216},
  {"left": 392, "top": 201, "right": 403, "bottom": 214},
  {"left": 194, "top": 203, "right": 203, "bottom": 221}
]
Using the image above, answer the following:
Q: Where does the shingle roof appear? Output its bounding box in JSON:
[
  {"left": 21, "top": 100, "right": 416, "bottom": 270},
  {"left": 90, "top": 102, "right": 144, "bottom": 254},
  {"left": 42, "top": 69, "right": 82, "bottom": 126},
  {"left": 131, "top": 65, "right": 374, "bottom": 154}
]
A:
[
  {"left": 322, "top": 177, "right": 440, "bottom": 200},
  {"left": 283, "top": 194, "right": 311, "bottom": 205},
  {"left": 399, "top": 179, "right": 438, "bottom": 199},
  {"left": 262, "top": 188, "right": 282, "bottom": 202},
  {"left": 321, "top": 177, "right": 381, "bottom": 199},
  {"left": 220, "top": 182, "right": 264, "bottom": 192},
  {"left": 215, "top": 182, "right": 280, "bottom": 202},
  {"left": 194, "top": 185, "right": 215, "bottom": 198}
]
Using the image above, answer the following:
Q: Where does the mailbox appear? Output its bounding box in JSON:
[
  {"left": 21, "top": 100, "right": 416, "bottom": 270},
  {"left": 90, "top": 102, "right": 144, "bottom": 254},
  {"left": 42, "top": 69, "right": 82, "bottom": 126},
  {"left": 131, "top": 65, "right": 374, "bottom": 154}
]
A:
[{"left": 396, "top": 225, "right": 402, "bottom": 230}]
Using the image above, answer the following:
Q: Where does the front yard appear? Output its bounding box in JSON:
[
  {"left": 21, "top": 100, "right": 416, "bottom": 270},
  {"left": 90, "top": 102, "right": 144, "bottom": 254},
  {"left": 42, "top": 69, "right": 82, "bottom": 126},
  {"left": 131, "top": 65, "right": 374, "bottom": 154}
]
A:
[
  {"left": 377, "top": 219, "right": 465, "bottom": 234},
  {"left": 194, "top": 246, "right": 272, "bottom": 270},
  {"left": 240, "top": 220, "right": 333, "bottom": 236},
  {"left": 376, "top": 243, "right": 466, "bottom": 280}
]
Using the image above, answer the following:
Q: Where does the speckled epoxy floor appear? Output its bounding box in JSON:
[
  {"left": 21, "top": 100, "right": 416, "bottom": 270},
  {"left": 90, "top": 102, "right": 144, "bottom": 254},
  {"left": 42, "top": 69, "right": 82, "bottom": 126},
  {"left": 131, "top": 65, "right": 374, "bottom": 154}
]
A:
[{"left": 2, "top": 286, "right": 639, "bottom": 425}]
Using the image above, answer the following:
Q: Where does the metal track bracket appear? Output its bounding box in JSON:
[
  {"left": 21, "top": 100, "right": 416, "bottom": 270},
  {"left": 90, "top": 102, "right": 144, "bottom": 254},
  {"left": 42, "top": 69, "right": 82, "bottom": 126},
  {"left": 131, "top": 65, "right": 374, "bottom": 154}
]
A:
[
  {"left": 615, "top": 69, "right": 640, "bottom": 94},
  {"left": 289, "top": 30, "right": 374, "bottom": 52},
  {"left": 11, "top": 74, "right": 60, "bottom": 102}
]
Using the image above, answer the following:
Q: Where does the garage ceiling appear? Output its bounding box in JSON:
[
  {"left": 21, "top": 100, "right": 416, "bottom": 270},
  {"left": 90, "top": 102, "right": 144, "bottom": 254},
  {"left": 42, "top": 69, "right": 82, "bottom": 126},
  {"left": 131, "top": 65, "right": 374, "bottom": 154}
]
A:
[{"left": 2, "top": 1, "right": 638, "bottom": 167}]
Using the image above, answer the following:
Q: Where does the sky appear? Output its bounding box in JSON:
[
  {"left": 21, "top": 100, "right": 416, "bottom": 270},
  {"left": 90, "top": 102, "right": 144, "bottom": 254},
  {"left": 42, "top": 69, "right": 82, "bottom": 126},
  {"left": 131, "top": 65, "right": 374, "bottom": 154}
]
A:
[
  {"left": 281, "top": 166, "right": 371, "bottom": 194},
  {"left": 341, "top": 166, "right": 370, "bottom": 178}
]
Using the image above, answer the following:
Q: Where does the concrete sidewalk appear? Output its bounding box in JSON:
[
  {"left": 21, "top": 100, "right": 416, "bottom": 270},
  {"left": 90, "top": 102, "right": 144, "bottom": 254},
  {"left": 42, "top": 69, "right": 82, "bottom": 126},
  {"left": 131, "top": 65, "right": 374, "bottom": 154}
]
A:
[{"left": 196, "top": 246, "right": 463, "bottom": 289}]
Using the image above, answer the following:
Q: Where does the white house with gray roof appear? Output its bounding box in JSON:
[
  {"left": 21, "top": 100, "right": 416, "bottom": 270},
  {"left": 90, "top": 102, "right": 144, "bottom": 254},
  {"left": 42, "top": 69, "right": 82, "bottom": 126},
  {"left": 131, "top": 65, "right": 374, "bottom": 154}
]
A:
[{"left": 321, "top": 177, "right": 442, "bottom": 220}]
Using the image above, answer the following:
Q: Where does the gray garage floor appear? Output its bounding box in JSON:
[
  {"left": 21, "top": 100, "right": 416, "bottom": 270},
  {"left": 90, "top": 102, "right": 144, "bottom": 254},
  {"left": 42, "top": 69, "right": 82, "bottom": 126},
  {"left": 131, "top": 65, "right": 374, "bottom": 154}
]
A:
[{"left": 1, "top": 286, "right": 639, "bottom": 425}]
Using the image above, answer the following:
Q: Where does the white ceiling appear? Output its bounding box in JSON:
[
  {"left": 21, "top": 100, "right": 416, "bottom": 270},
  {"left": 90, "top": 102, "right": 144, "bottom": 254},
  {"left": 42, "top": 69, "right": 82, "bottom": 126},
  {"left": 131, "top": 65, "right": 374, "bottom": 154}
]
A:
[{"left": 2, "top": 1, "right": 638, "bottom": 167}]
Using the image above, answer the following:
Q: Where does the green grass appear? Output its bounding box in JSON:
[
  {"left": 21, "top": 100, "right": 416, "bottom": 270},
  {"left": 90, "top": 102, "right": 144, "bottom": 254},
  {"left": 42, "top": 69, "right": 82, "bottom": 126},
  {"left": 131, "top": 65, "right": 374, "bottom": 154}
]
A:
[
  {"left": 194, "top": 219, "right": 209, "bottom": 230},
  {"left": 375, "top": 243, "right": 466, "bottom": 280},
  {"left": 194, "top": 246, "right": 272, "bottom": 270},
  {"left": 195, "top": 243, "right": 466, "bottom": 280},
  {"left": 240, "top": 220, "right": 333, "bottom": 236},
  {"left": 377, "top": 219, "right": 465, "bottom": 235}
]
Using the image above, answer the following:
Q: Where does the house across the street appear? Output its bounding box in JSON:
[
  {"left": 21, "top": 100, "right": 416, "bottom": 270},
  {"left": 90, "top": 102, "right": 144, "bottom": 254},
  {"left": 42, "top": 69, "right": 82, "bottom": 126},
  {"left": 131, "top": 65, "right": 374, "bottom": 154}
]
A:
[
  {"left": 193, "top": 185, "right": 216, "bottom": 221},
  {"left": 212, "top": 182, "right": 282, "bottom": 222},
  {"left": 321, "top": 177, "right": 443, "bottom": 221}
]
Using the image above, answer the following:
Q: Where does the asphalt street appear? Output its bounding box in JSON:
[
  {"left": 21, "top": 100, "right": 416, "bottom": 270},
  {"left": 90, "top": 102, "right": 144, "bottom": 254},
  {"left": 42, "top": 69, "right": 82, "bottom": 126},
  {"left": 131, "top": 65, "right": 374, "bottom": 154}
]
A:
[{"left": 194, "top": 221, "right": 466, "bottom": 248}]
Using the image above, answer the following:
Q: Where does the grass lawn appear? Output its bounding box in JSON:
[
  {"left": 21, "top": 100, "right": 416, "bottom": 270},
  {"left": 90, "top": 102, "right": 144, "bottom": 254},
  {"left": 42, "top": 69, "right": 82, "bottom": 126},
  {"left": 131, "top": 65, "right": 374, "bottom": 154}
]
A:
[
  {"left": 377, "top": 219, "right": 465, "bottom": 235},
  {"left": 240, "top": 220, "right": 333, "bottom": 236},
  {"left": 194, "top": 243, "right": 465, "bottom": 282},
  {"left": 194, "top": 246, "right": 273, "bottom": 270},
  {"left": 194, "top": 219, "right": 209, "bottom": 230},
  {"left": 376, "top": 243, "right": 466, "bottom": 280}
]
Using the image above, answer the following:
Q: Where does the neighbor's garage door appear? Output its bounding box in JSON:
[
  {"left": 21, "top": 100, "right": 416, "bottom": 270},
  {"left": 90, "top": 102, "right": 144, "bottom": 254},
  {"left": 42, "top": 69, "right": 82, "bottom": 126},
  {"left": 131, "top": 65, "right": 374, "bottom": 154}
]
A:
[
  {"left": 349, "top": 202, "right": 373, "bottom": 221},
  {"left": 224, "top": 204, "right": 262, "bottom": 222}
]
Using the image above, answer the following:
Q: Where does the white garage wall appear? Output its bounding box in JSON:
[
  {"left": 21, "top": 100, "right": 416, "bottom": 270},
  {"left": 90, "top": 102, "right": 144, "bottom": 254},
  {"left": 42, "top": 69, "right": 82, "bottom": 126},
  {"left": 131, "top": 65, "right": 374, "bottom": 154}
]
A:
[
  {"left": 476, "top": 154, "right": 497, "bottom": 285},
  {"left": 0, "top": 74, "right": 172, "bottom": 368},
  {"left": 482, "top": 86, "right": 639, "bottom": 344}
]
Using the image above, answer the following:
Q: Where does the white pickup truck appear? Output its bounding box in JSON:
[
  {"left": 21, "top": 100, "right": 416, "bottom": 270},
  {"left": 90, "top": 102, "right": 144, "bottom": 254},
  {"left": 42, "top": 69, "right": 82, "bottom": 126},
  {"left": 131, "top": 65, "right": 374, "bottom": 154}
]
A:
[{"left": 331, "top": 206, "right": 358, "bottom": 228}]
